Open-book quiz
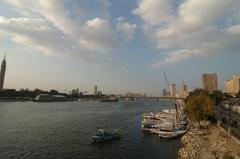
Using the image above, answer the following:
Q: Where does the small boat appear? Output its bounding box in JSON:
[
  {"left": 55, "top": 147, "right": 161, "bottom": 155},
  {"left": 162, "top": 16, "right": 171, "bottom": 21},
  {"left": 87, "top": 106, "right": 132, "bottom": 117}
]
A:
[
  {"left": 141, "top": 122, "right": 173, "bottom": 133},
  {"left": 100, "top": 97, "right": 118, "bottom": 102},
  {"left": 157, "top": 129, "right": 186, "bottom": 138},
  {"left": 91, "top": 129, "right": 121, "bottom": 142}
]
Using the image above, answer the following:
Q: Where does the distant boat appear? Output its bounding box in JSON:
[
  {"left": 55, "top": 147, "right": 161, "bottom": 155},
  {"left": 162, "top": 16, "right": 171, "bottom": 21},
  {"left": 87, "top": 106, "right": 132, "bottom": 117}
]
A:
[
  {"left": 79, "top": 98, "right": 90, "bottom": 101},
  {"left": 100, "top": 97, "right": 118, "bottom": 102},
  {"left": 91, "top": 129, "right": 122, "bottom": 142},
  {"left": 34, "top": 94, "right": 67, "bottom": 102}
]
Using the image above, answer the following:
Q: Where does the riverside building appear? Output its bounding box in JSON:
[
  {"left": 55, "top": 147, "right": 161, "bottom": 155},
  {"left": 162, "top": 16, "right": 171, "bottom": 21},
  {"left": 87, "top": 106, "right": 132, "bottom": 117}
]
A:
[
  {"left": 202, "top": 73, "right": 218, "bottom": 92},
  {"left": 170, "top": 84, "right": 176, "bottom": 98},
  {"left": 224, "top": 74, "right": 240, "bottom": 94}
]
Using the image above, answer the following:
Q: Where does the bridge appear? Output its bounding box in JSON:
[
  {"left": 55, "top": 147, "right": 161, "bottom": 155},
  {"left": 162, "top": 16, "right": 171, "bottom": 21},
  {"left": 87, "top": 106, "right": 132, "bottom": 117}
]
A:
[{"left": 120, "top": 96, "right": 184, "bottom": 100}]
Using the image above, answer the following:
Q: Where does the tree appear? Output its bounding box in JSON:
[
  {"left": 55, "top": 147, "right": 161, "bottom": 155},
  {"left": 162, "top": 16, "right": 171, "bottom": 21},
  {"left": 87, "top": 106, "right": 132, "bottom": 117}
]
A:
[
  {"left": 236, "top": 90, "right": 240, "bottom": 98},
  {"left": 185, "top": 88, "right": 209, "bottom": 103},
  {"left": 49, "top": 89, "right": 59, "bottom": 95},
  {"left": 185, "top": 94, "right": 214, "bottom": 127},
  {"left": 210, "top": 90, "right": 223, "bottom": 105}
]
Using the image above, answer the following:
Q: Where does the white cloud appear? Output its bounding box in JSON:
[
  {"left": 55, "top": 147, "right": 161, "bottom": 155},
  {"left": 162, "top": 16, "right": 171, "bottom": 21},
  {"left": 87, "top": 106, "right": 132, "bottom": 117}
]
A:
[
  {"left": 132, "top": 0, "right": 173, "bottom": 26},
  {"left": 179, "top": 0, "right": 231, "bottom": 25},
  {"left": 117, "top": 17, "right": 137, "bottom": 41},
  {"left": 0, "top": 0, "right": 118, "bottom": 63},
  {"left": 133, "top": 0, "right": 240, "bottom": 67},
  {"left": 227, "top": 24, "right": 240, "bottom": 34},
  {"left": 151, "top": 49, "right": 203, "bottom": 68},
  {"left": 83, "top": 18, "right": 118, "bottom": 52}
]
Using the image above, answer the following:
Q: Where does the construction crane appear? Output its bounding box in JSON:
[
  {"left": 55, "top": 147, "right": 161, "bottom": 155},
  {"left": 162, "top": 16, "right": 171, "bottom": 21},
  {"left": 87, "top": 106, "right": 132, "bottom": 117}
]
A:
[
  {"left": 164, "top": 72, "right": 171, "bottom": 93},
  {"left": 164, "top": 72, "right": 179, "bottom": 122}
]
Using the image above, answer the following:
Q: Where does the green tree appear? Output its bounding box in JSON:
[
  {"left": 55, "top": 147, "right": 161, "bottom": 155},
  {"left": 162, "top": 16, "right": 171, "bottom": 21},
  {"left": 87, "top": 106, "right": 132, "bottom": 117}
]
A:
[
  {"left": 185, "top": 88, "right": 209, "bottom": 103},
  {"left": 236, "top": 90, "right": 240, "bottom": 98},
  {"left": 185, "top": 94, "right": 214, "bottom": 126},
  {"left": 210, "top": 90, "right": 223, "bottom": 105},
  {"left": 49, "top": 89, "right": 59, "bottom": 95}
]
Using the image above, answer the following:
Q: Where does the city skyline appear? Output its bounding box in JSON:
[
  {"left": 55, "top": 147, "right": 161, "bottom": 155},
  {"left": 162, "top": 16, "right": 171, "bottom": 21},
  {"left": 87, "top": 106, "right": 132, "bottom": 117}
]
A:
[{"left": 0, "top": 0, "right": 240, "bottom": 96}]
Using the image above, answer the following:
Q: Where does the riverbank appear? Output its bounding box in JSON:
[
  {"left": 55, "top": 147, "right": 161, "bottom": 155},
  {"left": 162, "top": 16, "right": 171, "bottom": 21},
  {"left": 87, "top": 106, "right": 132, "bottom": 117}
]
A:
[{"left": 178, "top": 124, "right": 240, "bottom": 159}]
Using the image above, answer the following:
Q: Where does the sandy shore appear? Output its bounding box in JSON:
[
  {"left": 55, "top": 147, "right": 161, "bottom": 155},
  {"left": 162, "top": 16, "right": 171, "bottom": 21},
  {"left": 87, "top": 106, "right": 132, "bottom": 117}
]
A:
[{"left": 178, "top": 125, "right": 240, "bottom": 159}]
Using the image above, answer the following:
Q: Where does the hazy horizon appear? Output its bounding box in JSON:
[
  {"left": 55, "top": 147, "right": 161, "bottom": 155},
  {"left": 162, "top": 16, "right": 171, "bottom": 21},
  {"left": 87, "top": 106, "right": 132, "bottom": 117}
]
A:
[{"left": 0, "top": 0, "right": 240, "bottom": 96}]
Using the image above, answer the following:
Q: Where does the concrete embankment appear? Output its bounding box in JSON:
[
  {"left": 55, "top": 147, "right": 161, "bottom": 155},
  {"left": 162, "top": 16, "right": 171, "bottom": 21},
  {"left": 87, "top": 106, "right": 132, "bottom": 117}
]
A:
[{"left": 178, "top": 125, "right": 240, "bottom": 159}]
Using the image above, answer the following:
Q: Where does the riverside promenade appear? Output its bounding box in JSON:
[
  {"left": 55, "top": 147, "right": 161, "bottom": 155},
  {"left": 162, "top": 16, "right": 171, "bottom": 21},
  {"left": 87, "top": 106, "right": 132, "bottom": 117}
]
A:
[
  {"left": 214, "top": 102, "right": 240, "bottom": 140},
  {"left": 178, "top": 125, "right": 240, "bottom": 159}
]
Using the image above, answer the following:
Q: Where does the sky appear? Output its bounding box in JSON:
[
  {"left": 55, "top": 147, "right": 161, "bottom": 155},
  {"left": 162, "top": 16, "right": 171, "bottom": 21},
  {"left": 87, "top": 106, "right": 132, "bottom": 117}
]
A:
[{"left": 0, "top": 0, "right": 240, "bottom": 96}]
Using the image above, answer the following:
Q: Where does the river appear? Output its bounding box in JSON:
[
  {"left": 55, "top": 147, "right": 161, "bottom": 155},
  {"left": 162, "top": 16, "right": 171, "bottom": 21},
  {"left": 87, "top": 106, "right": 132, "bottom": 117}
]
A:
[{"left": 0, "top": 100, "right": 181, "bottom": 159}]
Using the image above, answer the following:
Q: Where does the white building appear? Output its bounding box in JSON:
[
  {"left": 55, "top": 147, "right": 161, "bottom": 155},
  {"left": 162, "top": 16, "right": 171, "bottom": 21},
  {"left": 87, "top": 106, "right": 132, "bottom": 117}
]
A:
[
  {"left": 179, "top": 84, "right": 189, "bottom": 99},
  {"left": 224, "top": 74, "right": 240, "bottom": 94},
  {"left": 170, "top": 84, "right": 176, "bottom": 98}
]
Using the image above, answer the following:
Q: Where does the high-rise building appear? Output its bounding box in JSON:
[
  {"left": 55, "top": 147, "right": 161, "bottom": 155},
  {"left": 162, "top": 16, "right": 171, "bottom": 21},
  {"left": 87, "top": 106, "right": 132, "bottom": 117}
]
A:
[
  {"left": 94, "top": 85, "right": 97, "bottom": 96},
  {"left": 162, "top": 89, "right": 167, "bottom": 97},
  {"left": 224, "top": 74, "right": 240, "bottom": 94},
  {"left": 202, "top": 73, "right": 218, "bottom": 92},
  {"left": 0, "top": 54, "right": 6, "bottom": 90},
  {"left": 170, "top": 84, "right": 176, "bottom": 98}
]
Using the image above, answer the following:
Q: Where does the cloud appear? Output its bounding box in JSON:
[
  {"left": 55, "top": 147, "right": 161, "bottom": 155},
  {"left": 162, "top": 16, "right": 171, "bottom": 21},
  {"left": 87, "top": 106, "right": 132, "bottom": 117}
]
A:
[
  {"left": 0, "top": 0, "right": 118, "bottom": 63},
  {"left": 83, "top": 18, "right": 118, "bottom": 52},
  {"left": 227, "top": 24, "right": 240, "bottom": 34},
  {"left": 133, "top": 0, "right": 240, "bottom": 67},
  {"left": 151, "top": 49, "right": 203, "bottom": 68},
  {"left": 132, "top": 0, "right": 173, "bottom": 26},
  {"left": 117, "top": 17, "right": 137, "bottom": 41}
]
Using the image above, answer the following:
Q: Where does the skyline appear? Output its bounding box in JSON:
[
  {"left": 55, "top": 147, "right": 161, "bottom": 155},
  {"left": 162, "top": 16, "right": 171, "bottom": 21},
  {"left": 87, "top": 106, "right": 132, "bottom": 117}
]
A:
[{"left": 0, "top": 0, "right": 240, "bottom": 95}]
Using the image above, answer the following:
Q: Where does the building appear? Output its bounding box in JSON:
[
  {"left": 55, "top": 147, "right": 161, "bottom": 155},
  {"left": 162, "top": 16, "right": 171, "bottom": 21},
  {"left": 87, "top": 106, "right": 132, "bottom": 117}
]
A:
[
  {"left": 179, "top": 83, "right": 189, "bottom": 99},
  {"left": 170, "top": 84, "right": 176, "bottom": 98},
  {"left": 162, "top": 89, "right": 167, "bottom": 97},
  {"left": 224, "top": 74, "right": 240, "bottom": 94},
  {"left": 94, "top": 85, "right": 97, "bottom": 96},
  {"left": 125, "top": 92, "right": 144, "bottom": 98},
  {"left": 0, "top": 54, "right": 6, "bottom": 91},
  {"left": 202, "top": 73, "right": 218, "bottom": 92}
]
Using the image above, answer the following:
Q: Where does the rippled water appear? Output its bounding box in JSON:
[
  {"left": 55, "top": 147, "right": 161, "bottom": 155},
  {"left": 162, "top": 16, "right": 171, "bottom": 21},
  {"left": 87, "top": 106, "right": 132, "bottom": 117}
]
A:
[{"left": 0, "top": 100, "right": 181, "bottom": 159}]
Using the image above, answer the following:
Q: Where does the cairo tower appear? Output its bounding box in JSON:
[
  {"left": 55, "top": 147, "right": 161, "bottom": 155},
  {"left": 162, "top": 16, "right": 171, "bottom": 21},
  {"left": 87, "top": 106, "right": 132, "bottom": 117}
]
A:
[{"left": 0, "top": 54, "right": 6, "bottom": 90}]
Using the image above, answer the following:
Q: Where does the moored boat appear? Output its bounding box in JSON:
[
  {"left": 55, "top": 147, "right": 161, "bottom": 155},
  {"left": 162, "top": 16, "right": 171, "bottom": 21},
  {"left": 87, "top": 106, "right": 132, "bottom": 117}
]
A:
[{"left": 158, "top": 129, "right": 187, "bottom": 138}]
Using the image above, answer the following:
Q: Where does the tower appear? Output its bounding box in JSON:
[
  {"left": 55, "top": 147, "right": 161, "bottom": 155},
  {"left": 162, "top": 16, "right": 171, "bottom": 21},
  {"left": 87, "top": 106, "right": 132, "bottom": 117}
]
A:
[
  {"left": 202, "top": 73, "right": 218, "bottom": 92},
  {"left": 94, "top": 85, "right": 97, "bottom": 96},
  {"left": 0, "top": 53, "right": 6, "bottom": 90}
]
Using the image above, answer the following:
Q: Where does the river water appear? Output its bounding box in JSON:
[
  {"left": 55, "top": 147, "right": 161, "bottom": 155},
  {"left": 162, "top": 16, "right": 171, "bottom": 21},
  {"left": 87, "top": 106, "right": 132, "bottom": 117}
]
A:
[{"left": 0, "top": 100, "right": 181, "bottom": 159}]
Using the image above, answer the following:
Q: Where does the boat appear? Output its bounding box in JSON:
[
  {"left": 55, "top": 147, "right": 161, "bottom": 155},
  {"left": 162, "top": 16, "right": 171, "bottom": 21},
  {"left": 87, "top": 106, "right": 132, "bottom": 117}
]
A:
[
  {"left": 100, "top": 97, "right": 118, "bottom": 102},
  {"left": 142, "top": 120, "right": 173, "bottom": 133},
  {"left": 157, "top": 129, "right": 186, "bottom": 139},
  {"left": 91, "top": 129, "right": 121, "bottom": 142}
]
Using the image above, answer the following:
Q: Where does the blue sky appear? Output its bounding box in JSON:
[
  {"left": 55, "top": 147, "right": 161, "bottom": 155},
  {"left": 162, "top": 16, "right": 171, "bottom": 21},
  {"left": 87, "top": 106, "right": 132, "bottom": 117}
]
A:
[{"left": 0, "top": 0, "right": 240, "bottom": 96}]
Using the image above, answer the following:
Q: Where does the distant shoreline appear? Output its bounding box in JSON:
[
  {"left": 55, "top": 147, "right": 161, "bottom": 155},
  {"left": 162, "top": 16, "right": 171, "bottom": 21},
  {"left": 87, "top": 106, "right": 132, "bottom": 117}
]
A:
[{"left": 0, "top": 97, "right": 78, "bottom": 102}]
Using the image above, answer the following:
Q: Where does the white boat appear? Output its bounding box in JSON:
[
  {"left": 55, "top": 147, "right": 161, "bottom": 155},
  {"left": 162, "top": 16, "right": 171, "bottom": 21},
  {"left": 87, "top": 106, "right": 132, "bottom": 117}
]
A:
[
  {"left": 141, "top": 100, "right": 188, "bottom": 139},
  {"left": 142, "top": 122, "right": 173, "bottom": 133},
  {"left": 157, "top": 129, "right": 187, "bottom": 138}
]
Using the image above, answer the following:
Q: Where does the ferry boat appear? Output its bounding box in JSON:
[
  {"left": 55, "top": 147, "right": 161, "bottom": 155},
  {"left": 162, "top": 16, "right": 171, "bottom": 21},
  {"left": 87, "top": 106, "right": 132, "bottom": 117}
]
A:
[{"left": 91, "top": 129, "right": 121, "bottom": 142}]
